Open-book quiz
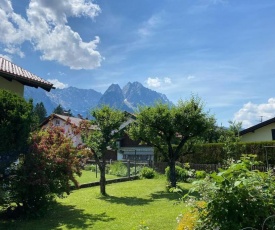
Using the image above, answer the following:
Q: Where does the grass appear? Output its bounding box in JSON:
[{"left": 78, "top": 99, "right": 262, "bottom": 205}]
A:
[
  {"left": 75, "top": 170, "right": 119, "bottom": 184},
  {"left": 0, "top": 176, "right": 192, "bottom": 230}
]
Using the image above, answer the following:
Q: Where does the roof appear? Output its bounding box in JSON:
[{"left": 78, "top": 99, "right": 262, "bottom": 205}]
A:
[
  {"left": 0, "top": 57, "right": 54, "bottom": 92},
  {"left": 240, "top": 117, "right": 275, "bottom": 136},
  {"left": 41, "top": 114, "right": 98, "bottom": 130}
]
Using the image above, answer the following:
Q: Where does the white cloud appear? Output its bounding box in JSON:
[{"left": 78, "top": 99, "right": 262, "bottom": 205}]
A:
[
  {"left": 146, "top": 77, "right": 172, "bottom": 88},
  {"left": 138, "top": 14, "right": 162, "bottom": 37},
  {"left": 234, "top": 98, "right": 275, "bottom": 128},
  {"left": 146, "top": 77, "right": 161, "bottom": 88},
  {"left": 0, "top": 54, "right": 12, "bottom": 61},
  {"left": 0, "top": 0, "right": 102, "bottom": 69},
  {"left": 47, "top": 79, "right": 68, "bottom": 89}
]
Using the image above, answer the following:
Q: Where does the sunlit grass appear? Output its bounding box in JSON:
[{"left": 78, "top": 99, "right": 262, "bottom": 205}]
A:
[
  {"left": 1, "top": 177, "right": 191, "bottom": 230},
  {"left": 75, "top": 170, "right": 118, "bottom": 184}
]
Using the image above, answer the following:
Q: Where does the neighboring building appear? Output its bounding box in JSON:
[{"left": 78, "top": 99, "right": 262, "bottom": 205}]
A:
[
  {"left": 41, "top": 113, "right": 118, "bottom": 160},
  {"left": 116, "top": 113, "right": 154, "bottom": 163},
  {"left": 0, "top": 57, "right": 53, "bottom": 96},
  {"left": 240, "top": 117, "right": 275, "bottom": 142},
  {"left": 41, "top": 114, "right": 94, "bottom": 147},
  {"left": 116, "top": 133, "right": 154, "bottom": 163}
]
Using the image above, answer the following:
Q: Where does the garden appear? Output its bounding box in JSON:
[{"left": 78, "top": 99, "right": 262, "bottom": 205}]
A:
[{"left": 1, "top": 90, "right": 275, "bottom": 229}]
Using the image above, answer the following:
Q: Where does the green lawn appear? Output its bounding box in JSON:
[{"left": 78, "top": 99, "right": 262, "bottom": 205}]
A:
[
  {"left": 1, "top": 176, "right": 192, "bottom": 230},
  {"left": 75, "top": 170, "right": 119, "bottom": 184}
]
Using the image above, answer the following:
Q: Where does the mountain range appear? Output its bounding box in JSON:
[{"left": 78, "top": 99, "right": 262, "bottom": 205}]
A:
[{"left": 24, "top": 81, "right": 173, "bottom": 118}]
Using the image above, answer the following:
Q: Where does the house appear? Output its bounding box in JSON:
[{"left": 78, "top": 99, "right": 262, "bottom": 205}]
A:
[
  {"left": 40, "top": 114, "right": 94, "bottom": 147},
  {"left": 240, "top": 117, "right": 275, "bottom": 142},
  {"left": 0, "top": 57, "right": 53, "bottom": 96},
  {"left": 116, "top": 113, "right": 154, "bottom": 163}
]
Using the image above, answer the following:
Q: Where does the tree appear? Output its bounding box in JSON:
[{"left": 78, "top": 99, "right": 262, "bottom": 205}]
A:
[
  {"left": 128, "top": 96, "right": 215, "bottom": 187},
  {"left": 53, "top": 104, "right": 64, "bottom": 115},
  {"left": 0, "top": 89, "right": 33, "bottom": 174},
  {"left": 33, "top": 102, "right": 47, "bottom": 123},
  {"left": 81, "top": 106, "right": 126, "bottom": 195},
  {"left": 5, "top": 125, "right": 89, "bottom": 216},
  {"left": 53, "top": 104, "right": 73, "bottom": 116}
]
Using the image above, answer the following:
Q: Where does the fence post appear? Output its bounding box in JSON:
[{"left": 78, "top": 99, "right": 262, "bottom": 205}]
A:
[{"left": 127, "top": 160, "right": 130, "bottom": 178}]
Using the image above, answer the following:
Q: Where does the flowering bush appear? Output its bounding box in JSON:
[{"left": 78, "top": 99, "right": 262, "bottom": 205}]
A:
[{"left": 4, "top": 125, "right": 90, "bottom": 217}]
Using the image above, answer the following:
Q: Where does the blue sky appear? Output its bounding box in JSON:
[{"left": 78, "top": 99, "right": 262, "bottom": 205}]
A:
[{"left": 1, "top": 0, "right": 275, "bottom": 128}]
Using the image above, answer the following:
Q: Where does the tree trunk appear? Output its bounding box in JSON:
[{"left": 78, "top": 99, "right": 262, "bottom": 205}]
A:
[
  {"left": 169, "top": 159, "right": 177, "bottom": 187},
  {"left": 94, "top": 154, "right": 107, "bottom": 196},
  {"left": 99, "top": 160, "right": 106, "bottom": 196}
]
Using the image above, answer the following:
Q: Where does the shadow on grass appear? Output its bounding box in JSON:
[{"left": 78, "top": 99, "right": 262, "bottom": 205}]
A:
[
  {"left": 0, "top": 202, "right": 115, "bottom": 230},
  {"left": 99, "top": 195, "right": 153, "bottom": 206},
  {"left": 149, "top": 190, "right": 183, "bottom": 201}
]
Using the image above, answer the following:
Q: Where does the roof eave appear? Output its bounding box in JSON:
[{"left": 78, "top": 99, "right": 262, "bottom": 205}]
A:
[{"left": 0, "top": 71, "right": 54, "bottom": 92}]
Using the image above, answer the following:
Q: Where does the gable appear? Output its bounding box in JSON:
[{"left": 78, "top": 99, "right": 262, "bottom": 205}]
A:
[{"left": 241, "top": 123, "right": 275, "bottom": 142}]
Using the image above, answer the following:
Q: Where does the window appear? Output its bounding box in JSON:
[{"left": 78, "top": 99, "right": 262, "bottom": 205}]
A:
[
  {"left": 55, "top": 120, "right": 60, "bottom": 126},
  {"left": 272, "top": 129, "right": 275, "bottom": 140}
]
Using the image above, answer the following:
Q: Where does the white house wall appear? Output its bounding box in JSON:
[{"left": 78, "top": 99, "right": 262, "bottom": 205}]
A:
[
  {"left": 43, "top": 118, "right": 83, "bottom": 147},
  {"left": 241, "top": 123, "right": 275, "bottom": 142}
]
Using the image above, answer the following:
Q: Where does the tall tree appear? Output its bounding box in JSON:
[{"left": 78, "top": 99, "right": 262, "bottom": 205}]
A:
[
  {"left": 81, "top": 106, "right": 126, "bottom": 195},
  {"left": 34, "top": 102, "right": 47, "bottom": 123},
  {"left": 0, "top": 89, "right": 33, "bottom": 174},
  {"left": 128, "top": 96, "right": 215, "bottom": 187},
  {"left": 53, "top": 104, "right": 64, "bottom": 115},
  {"left": 53, "top": 104, "right": 73, "bottom": 116}
]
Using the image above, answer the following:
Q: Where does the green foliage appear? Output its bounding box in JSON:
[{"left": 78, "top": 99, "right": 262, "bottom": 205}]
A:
[
  {"left": 53, "top": 104, "right": 64, "bottom": 115},
  {"left": 184, "top": 155, "right": 275, "bottom": 229},
  {"left": 0, "top": 89, "right": 33, "bottom": 174},
  {"left": 128, "top": 96, "right": 215, "bottom": 187},
  {"left": 165, "top": 165, "right": 188, "bottom": 182},
  {"left": 195, "top": 170, "right": 207, "bottom": 179},
  {"left": 82, "top": 105, "right": 126, "bottom": 195},
  {"left": 3, "top": 126, "right": 88, "bottom": 217},
  {"left": 33, "top": 102, "right": 47, "bottom": 124},
  {"left": 179, "top": 141, "right": 275, "bottom": 164},
  {"left": 83, "top": 164, "right": 97, "bottom": 171},
  {"left": 139, "top": 167, "right": 155, "bottom": 179},
  {"left": 108, "top": 161, "right": 128, "bottom": 177}
]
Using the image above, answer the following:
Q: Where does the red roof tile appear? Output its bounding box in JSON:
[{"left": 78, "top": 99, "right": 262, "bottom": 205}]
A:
[{"left": 0, "top": 57, "right": 54, "bottom": 91}]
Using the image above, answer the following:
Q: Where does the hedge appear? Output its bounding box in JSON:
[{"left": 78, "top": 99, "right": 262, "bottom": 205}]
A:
[{"left": 155, "top": 141, "right": 275, "bottom": 164}]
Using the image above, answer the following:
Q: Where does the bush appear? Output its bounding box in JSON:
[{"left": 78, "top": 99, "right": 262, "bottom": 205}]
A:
[
  {"left": 139, "top": 167, "right": 155, "bottom": 179},
  {"left": 108, "top": 161, "right": 127, "bottom": 177},
  {"left": 3, "top": 126, "right": 89, "bottom": 217},
  {"left": 84, "top": 164, "right": 97, "bottom": 172},
  {"left": 195, "top": 170, "right": 206, "bottom": 179},
  {"left": 183, "top": 155, "right": 275, "bottom": 229},
  {"left": 165, "top": 165, "right": 188, "bottom": 182}
]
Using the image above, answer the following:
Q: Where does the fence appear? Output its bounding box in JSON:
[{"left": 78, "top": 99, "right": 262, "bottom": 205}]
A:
[{"left": 86, "top": 160, "right": 151, "bottom": 177}]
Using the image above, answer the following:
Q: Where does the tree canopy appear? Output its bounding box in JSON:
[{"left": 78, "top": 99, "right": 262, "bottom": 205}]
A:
[
  {"left": 0, "top": 89, "right": 33, "bottom": 174},
  {"left": 128, "top": 96, "right": 215, "bottom": 187},
  {"left": 33, "top": 102, "right": 47, "bottom": 124}
]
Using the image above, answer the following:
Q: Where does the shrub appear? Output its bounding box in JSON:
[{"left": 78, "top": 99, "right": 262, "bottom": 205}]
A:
[
  {"left": 195, "top": 170, "right": 206, "bottom": 179},
  {"left": 140, "top": 167, "right": 155, "bottom": 179},
  {"left": 4, "top": 126, "right": 89, "bottom": 217},
  {"left": 165, "top": 165, "right": 188, "bottom": 182},
  {"left": 108, "top": 161, "right": 127, "bottom": 177},
  {"left": 183, "top": 155, "right": 275, "bottom": 229}
]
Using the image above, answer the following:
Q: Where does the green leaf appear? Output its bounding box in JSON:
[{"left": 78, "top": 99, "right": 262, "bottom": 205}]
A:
[{"left": 234, "top": 181, "right": 241, "bottom": 187}]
